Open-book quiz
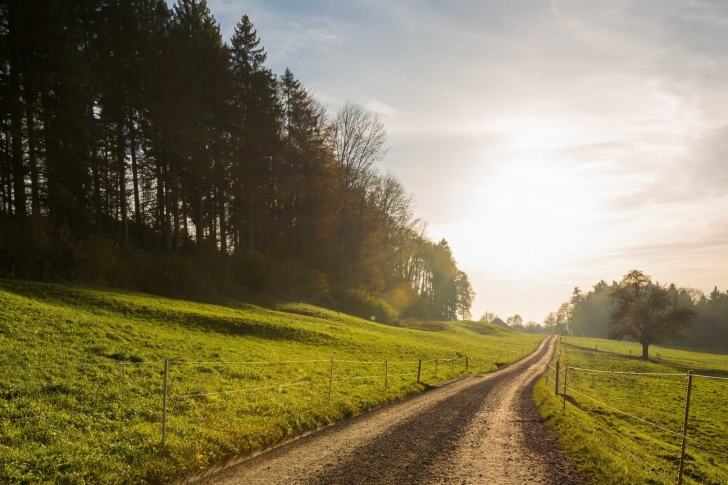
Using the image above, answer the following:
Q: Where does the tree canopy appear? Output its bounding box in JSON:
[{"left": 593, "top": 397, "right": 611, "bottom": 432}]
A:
[{"left": 608, "top": 270, "right": 695, "bottom": 359}]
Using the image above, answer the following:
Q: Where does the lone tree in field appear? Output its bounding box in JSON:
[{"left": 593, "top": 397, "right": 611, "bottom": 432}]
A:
[{"left": 609, "top": 270, "right": 695, "bottom": 360}]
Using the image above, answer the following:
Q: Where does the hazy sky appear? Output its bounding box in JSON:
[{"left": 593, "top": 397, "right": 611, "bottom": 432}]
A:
[{"left": 200, "top": 0, "right": 728, "bottom": 322}]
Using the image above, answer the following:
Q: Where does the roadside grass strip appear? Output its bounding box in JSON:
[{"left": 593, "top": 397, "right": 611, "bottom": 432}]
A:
[
  {"left": 535, "top": 336, "right": 728, "bottom": 485},
  {"left": 0, "top": 280, "right": 542, "bottom": 484}
]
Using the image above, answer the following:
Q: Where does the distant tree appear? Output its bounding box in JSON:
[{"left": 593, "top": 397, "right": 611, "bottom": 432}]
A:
[
  {"left": 609, "top": 270, "right": 696, "bottom": 360},
  {"left": 454, "top": 270, "right": 474, "bottom": 320},
  {"left": 569, "top": 287, "right": 583, "bottom": 335},
  {"left": 557, "top": 302, "right": 572, "bottom": 335},
  {"left": 525, "top": 321, "right": 540, "bottom": 333},
  {"left": 543, "top": 312, "right": 557, "bottom": 334},
  {"left": 479, "top": 311, "right": 496, "bottom": 323},
  {"left": 506, "top": 314, "right": 523, "bottom": 327},
  {"left": 509, "top": 314, "right": 524, "bottom": 331}
]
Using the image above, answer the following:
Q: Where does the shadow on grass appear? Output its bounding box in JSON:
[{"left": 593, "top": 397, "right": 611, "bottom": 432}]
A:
[{"left": 0, "top": 279, "right": 341, "bottom": 346}]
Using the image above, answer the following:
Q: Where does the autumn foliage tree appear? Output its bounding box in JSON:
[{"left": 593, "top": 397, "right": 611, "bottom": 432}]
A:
[{"left": 608, "top": 270, "right": 695, "bottom": 359}]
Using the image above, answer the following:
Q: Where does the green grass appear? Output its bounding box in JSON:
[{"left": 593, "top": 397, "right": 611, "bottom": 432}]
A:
[
  {"left": 534, "top": 336, "right": 728, "bottom": 485},
  {"left": 0, "top": 279, "right": 542, "bottom": 484}
]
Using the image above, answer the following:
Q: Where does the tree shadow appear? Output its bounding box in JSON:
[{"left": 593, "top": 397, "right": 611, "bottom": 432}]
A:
[{"left": 0, "top": 279, "right": 341, "bottom": 345}]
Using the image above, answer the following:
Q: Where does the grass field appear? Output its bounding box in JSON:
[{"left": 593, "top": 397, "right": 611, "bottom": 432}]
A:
[
  {"left": 534, "top": 336, "right": 728, "bottom": 485},
  {"left": 0, "top": 279, "right": 542, "bottom": 484}
]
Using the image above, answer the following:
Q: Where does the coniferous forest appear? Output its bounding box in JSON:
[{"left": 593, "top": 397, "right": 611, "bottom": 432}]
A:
[{"left": 0, "top": 0, "right": 474, "bottom": 321}]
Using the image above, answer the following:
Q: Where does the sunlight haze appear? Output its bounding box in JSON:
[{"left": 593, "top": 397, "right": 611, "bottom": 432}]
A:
[{"left": 205, "top": 0, "right": 728, "bottom": 322}]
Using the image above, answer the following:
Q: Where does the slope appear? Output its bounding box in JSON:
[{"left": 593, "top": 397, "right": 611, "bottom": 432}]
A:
[{"left": 0, "top": 280, "right": 542, "bottom": 484}]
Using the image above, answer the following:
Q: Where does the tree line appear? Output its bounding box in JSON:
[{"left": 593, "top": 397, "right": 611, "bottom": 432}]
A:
[
  {"left": 546, "top": 270, "right": 728, "bottom": 353},
  {"left": 0, "top": 0, "right": 474, "bottom": 321}
]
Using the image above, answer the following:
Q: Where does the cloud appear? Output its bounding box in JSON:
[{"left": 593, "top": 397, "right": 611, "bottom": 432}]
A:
[
  {"left": 187, "top": 0, "right": 728, "bottom": 322},
  {"left": 364, "top": 99, "right": 397, "bottom": 117}
]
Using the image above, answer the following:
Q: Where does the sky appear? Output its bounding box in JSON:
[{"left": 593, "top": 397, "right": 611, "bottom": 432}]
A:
[{"left": 198, "top": 0, "right": 728, "bottom": 323}]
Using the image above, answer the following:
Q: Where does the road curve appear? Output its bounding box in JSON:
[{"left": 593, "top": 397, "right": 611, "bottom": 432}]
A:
[{"left": 182, "top": 335, "right": 581, "bottom": 485}]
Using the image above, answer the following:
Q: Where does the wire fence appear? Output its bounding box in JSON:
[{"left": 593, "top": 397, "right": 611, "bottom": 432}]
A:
[
  {"left": 550, "top": 338, "right": 728, "bottom": 485},
  {"left": 0, "top": 344, "right": 535, "bottom": 448}
]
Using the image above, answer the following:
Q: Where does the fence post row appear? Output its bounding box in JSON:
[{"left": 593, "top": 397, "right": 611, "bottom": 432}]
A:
[
  {"left": 158, "top": 350, "right": 480, "bottom": 436},
  {"left": 677, "top": 370, "right": 694, "bottom": 485},
  {"left": 162, "top": 358, "right": 169, "bottom": 446}
]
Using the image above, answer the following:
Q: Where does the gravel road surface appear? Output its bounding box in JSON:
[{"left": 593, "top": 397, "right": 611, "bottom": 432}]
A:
[{"left": 183, "top": 335, "right": 581, "bottom": 485}]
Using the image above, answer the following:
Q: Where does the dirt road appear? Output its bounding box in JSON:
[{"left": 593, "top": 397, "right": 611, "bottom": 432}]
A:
[{"left": 184, "top": 336, "right": 581, "bottom": 485}]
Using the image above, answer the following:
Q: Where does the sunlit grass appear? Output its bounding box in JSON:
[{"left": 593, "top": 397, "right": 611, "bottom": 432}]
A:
[
  {"left": 0, "top": 279, "right": 542, "bottom": 484},
  {"left": 534, "top": 336, "right": 728, "bottom": 485}
]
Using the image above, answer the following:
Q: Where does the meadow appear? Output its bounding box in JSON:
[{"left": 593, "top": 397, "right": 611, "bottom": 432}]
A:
[
  {"left": 534, "top": 336, "right": 728, "bottom": 485},
  {"left": 0, "top": 279, "right": 542, "bottom": 484}
]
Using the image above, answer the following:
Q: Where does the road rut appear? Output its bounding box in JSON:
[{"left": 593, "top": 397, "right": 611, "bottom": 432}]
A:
[{"left": 184, "top": 336, "right": 581, "bottom": 485}]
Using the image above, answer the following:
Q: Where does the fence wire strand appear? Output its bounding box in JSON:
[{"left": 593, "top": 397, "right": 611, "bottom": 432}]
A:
[
  {"left": 568, "top": 366, "right": 685, "bottom": 377},
  {"left": 692, "top": 374, "right": 728, "bottom": 381},
  {"left": 170, "top": 381, "right": 307, "bottom": 399},
  {"left": 170, "top": 359, "right": 329, "bottom": 365},
  {"left": 566, "top": 384, "right": 707, "bottom": 449}
]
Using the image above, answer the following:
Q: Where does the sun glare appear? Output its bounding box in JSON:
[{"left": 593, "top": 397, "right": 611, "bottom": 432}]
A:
[{"left": 459, "top": 148, "right": 598, "bottom": 277}]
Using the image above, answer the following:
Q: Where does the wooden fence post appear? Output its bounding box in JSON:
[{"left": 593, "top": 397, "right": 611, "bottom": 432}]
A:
[
  {"left": 384, "top": 360, "right": 388, "bottom": 389},
  {"left": 563, "top": 364, "right": 568, "bottom": 412},
  {"left": 435, "top": 359, "right": 438, "bottom": 378},
  {"left": 677, "top": 370, "right": 694, "bottom": 485},
  {"left": 555, "top": 361, "right": 560, "bottom": 396},
  {"left": 417, "top": 359, "right": 422, "bottom": 383},
  {"left": 451, "top": 357, "right": 454, "bottom": 373},
  {"left": 162, "top": 358, "right": 169, "bottom": 445},
  {"left": 327, "top": 358, "right": 334, "bottom": 401},
  {"left": 465, "top": 356, "right": 469, "bottom": 371}
]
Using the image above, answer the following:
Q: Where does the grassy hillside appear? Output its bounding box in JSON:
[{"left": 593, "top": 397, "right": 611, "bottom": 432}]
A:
[
  {"left": 535, "top": 336, "right": 728, "bottom": 485},
  {"left": 0, "top": 280, "right": 542, "bottom": 484}
]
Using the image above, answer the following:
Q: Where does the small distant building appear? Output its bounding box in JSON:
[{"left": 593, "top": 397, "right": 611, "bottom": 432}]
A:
[{"left": 490, "top": 317, "right": 510, "bottom": 329}]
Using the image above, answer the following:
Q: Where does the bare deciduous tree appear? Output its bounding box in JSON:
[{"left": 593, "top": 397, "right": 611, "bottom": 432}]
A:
[{"left": 329, "top": 101, "right": 388, "bottom": 284}]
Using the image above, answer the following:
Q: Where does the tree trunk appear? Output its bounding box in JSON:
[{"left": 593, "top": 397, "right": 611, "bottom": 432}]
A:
[
  {"left": 209, "top": 187, "right": 217, "bottom": 246},
  {"left": 155, "top": 158, "right": 166, "bottom": 250},
  {"left": 9, "top": 28, "right": 25, "bottom": 220},
  {"left": 641, "top": 342, "right": 650, "bottom": 360},
  {"left": 91, "top": 139, "right": 102, "bottom": 228},
  {"left": 1, "top": 122, "right": 10, "bottom": 214},
  {"left": 130, "top": 116, "right": 141, "bottom": 226},
  {"left": 24, "top": 79, "right": 40, "bottom": 216},
  {"left": 182, "top": 194, "right": 189, "bottom": 244},
  {"left": 171, "top": 165, "right": 179, "bottom": 250},
  {"left": 218, "top": 185, "right": 227, "bottom": 254},
  {"left": 247, "top": 179, "right": 255, "bottom": 253},
  {"left": 196, "top": 180, "right": 204, "bottom": 248},
  {"left": 164, "top": 165, "right": 172, "bottom": 252},
  {"left": 117, "top": 119, "right": 128, "bottom": 244}
]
